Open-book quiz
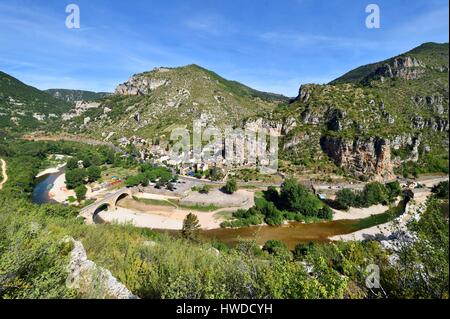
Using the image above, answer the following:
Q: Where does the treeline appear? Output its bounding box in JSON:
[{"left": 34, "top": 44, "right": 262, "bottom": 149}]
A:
[
  {"left": 221, "top": 178, "right": 332, "bottom": 228},
  {"left": 333, "top": 181, "right": 402, "bottom": 211}
]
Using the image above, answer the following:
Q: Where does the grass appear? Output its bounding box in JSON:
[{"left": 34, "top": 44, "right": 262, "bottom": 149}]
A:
[
  {"left": 213, "top": 211, "right": 233, "bottom": 220},
  {"left": 132, "top": 196, "right": 177, "bottom": 208},
  {"left": 168, "top": 199, "right": 220, "bottom": 212}
]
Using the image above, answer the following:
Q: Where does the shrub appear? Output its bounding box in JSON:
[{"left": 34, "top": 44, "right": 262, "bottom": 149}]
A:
[
  {"left": 432, "top": 181, "right": 449, "bottom": 199},
  {"left": 224, "top": 178, "right": 237, "bottom": 194},
  {"left": 360, "top": 182, "right": 388, "bottom": 206},
  {"left": 334, "top": 188, "right": 358, "bottom": 210},
  {"left": 262, "top": 240, "right": 292, "bottom": 260},
  {"left": 74, "top": 184, "right": 87, "bottom": 202},
  {"left": 317, "top": 206, "right": 333, "bottom": 220},
  {"left": 386, "top": 181, "right": 402, "bottom": 202}
]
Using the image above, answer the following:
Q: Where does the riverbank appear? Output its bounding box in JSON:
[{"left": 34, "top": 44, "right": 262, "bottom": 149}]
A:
[
  {"left": 332, "top": 204, "right": 389, "bottom": 221},
  {"left": 329, "top": 183, "right": 442, "bottom": 241},
  {"left": 100, "top": 197, "right": 224, "bottom": 230},
  {"left": 36, "top": 163, "right": 66, "bottom": 178}
]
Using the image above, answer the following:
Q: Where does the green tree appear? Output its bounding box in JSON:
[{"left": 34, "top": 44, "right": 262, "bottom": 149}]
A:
[
  {"left": 82, "top": 156, "right": 92, "bottom": 168},
  {"left": 360, "top": 182, "right": 388, "bottom": 206},
  {"left": 86, "top": 165, "right": 101, "bottom": 183},
  {"left": 280, "top": 178, "right": 322, "bottom": 217},
  {"left": 386, "top": 181, "right": 402, "bottom": 202},
  {"left": 66, "top": 157, "right": 79, "bottom": 170},
  {"left": 334, "top": 188, "right": 358, "bottom": 210},
  {"left": 317, "top": 206, "right": 333, "bottom": 220},
  {"left": 74, "top": 184, "right": 87, "bottom": 202},
  {"left": 65, "top": 168, "right": 86, "bottom": 189},
  {"left": 181, "top": 213, "right": 201, "bottom": 241},
  {"left": 224, "top": 178, "right": 237, "bottom": 194},
  {"left": 432, "top": 181, "right": 449, "bottom": 199}
]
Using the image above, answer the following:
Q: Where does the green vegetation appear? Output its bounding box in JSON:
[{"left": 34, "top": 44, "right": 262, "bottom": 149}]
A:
[
  {"left": 204, "top": 167, "right": 224, "bottom": 181},
  {"left": 181, "top": 213, "right": 201, "bottom": 241},
  {"left": 44, "top": 89, "right": 111, "bottom": 103},
  {"left": 223, "top": 178, "right": 237, "bottom": 194},
  {"left": 334, "top": 181, "right": 401, "bottom": 211},
  {"left": 431, "top": 180, "right": 449, "bottom": 199},
  {"left": 125, "top": 164, "right": 175, "bottom": 188},
  {"left": 0, "top": 71, "right": 71, "bottom": 132},
  {"left": 74, "top": 184, "right": 87, "bottom": 202},
  {"left": 262, "top": 240, "right": 292, "bottom": 261},
  {"left": 222, "top": 178, "right": 332, "bottom": 228},
  {"left": 0, "top": 138, "right": 448, "bottom": 298}
]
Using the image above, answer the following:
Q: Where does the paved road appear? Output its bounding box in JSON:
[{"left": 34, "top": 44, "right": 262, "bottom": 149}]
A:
[{"left": 0, "top": 158, "right": 7, "bottom": 190}]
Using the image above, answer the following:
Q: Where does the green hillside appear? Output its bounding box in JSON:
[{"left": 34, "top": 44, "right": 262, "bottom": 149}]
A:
[
  {"left": 63, "top": 64, "right": 288, "bottom": 140},
  {"left": 269, "top": 42, "right": 449, "bottom": 179},
  {"left": 0, "top": 71, "right": 71, "bottom": 132}
]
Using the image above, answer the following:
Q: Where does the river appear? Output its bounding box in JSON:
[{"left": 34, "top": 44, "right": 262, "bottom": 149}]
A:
[
  {"left": 32, "top": 168, "right": 64, "bottom": 204},
  {"left": 32, "top": 170, "right": 407, "bottom": 249}
]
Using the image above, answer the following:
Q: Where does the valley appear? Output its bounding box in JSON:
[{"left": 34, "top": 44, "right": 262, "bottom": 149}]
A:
[{"left": 0, "top": 41, "right": 448, "bottom": 300}]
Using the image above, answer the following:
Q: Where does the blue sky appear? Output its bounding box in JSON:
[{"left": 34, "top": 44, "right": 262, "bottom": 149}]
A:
[{"left": 0, "top": 0, "right": 448, "bottom": 96}]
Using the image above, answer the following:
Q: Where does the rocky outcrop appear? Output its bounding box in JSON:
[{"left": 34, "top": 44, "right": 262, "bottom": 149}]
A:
[
  {"left": 320, "top": 136, "right": 394, "bottom": 179},
  {"left": 411, "top": 116, "right": 449, "bottom": 132},
  {"left": 367, "top": 56, "right": 426, "bottom": 81},
  {"left": 64, "top": 237, "right": 138, "bottom": 299},
  {"left": 115, "top": 71, "right": 171, "bottom": 96}
]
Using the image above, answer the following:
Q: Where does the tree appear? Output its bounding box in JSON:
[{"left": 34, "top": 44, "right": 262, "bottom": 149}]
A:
[
  {"left": 280, "top": 178, "right": 322, "bottom": 216},
  {"left": 432, "top": 181, "right": 449, "bottom": 199},
  {"left": 74, "top": 184, "right": 87, "bottom": 202},
  {"left": 334, "top": 188, "right": 358, "bottom": 210},
  {"left": 264, "top": 202, "right": 284, "bottom": 226},
  {"left": 66, "top": 157, "right": 79, "bottom": 170},
  {"left": 181, "top": 213, "right": 201, "bottom": 241},
  {"left": 87, "top": 165, "right": 101, "bottom": 183},
  {"left": 386, "top": 181, "right": 402, "bottom": 202},
  {"left": 224, "top": 178, "right": 237, "bottom": 194},
  {"left": 360, "top": 182, "right": 388, "bottom": 206},
  {"left": 65, "top": 168, "right": 86, "bottom": 189},
  {"left": 263, "top": 186, "right": 280, "bottom": 206},
  {"left": 81, "top": 156, "right": 92, "bottom": 168},
  {"left": 317, "top": 206, "right": 333, "bottom": 220}
]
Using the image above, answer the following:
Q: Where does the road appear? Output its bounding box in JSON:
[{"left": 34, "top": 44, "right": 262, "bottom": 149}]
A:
[{"left": 0, "top": 158, "right": 7, "bottom": 190}]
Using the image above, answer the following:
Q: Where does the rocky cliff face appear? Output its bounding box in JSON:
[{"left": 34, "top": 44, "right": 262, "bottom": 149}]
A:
[
  {"left": 115, "top": 68, "right": 172, "bottom": 96},
  {"left": 367, "top": 56, "right": 426, "bottom": 82},
  {"left": 320, "top": 136, "right": 394, "bottom": 180}
]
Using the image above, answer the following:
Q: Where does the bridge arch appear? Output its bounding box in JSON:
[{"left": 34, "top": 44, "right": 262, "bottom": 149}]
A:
[
  {"left": 92, "top": 203, "right": 110, "bottom": 223},
  {"left": 79, "top": 188, "right": 134, "bottom": 224},
  {"left": 114, "top": 192, "right": 130, "bottom": 206}
]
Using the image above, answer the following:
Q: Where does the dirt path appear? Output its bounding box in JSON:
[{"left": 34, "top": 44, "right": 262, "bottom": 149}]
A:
[{"left": 0, "top": 158, "right": 8, "bottom": 190}]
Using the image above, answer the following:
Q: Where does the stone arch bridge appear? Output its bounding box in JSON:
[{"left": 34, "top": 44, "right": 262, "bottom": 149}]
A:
[{"left": 80, "top": 188, "right": 134, "bottom": 224}]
